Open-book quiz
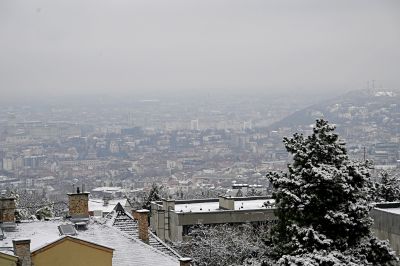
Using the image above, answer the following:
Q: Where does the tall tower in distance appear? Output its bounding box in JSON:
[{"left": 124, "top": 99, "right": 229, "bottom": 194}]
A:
[
  {"left": 190, "top": 119, "right": 199, "bottom": 131},
  {"left": 243, "top": 120, "right": 252, "bottom": 131}
]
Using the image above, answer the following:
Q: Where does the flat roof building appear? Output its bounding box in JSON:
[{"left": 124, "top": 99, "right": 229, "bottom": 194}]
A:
[
  {"left": 150, "top": 196, "right": 276, "bottom": 242},
  {"left": 371, "top": 202, "right": 400, "bottom": 255}
]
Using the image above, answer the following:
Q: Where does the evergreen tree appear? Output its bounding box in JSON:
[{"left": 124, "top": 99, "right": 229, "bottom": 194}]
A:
[
  {"left": 142, "top": 183, "right": 163, "bottom": 210},
  {"left": 267, "top": 119, "right": 397, "bottom": 265},
  {"left": 375, "top": 171, "right": 400, "bottom": 202}
]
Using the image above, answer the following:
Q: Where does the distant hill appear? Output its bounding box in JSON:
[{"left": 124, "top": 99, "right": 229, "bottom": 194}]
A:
[{"left": 268, "top": 88, "right": 400, "bottom": 131}]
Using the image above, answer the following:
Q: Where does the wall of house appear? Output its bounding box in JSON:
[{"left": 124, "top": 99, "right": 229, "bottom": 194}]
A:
[
  {"left": 0, "top": 253, "right": 18, "bottom": 266},
  {"left": 371, "top": 207, "right": 400, "bottom": 255},
  {"left": 166, "top": 208, "right": 276, "bottom": 241},
  {"left": 32, "top": 239, "right": 112, "bottom": 266}
]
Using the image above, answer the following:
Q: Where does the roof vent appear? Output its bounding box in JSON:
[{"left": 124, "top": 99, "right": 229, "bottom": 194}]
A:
[{"left": 58, "top": 224, "right": 77, "bottom": 236}]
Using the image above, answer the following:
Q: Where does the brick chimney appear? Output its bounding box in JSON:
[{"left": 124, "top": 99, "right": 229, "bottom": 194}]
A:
[
  {"left": 179, "top": 257, "right": 192, "bottom": 266},
  {"left": 67, "top": 187, "right": 90, "bottom": 218},
  {"left": 136, "top": 209, "right": 150, "bottom": 243},
  {"left": 13, "top": 239, "right": 31, "bottom": 266},
  {"left": 131, "top": 209, "right": 140, "bottom": 220},
  {"left": 0, "top": 197, "right": 16, "bottom": 223}
]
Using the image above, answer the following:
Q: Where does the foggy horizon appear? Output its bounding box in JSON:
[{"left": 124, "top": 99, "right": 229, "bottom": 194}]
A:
[
  {"left": 1, "top": 2, "right": 400, "bottom": 264},
  {"left": 1, "top": 0, "right": 399, "bottom": 101}
]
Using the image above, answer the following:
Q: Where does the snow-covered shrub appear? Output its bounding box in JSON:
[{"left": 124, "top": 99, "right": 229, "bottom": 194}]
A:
[
  {"left": 374, "top": 171, "right": 400, "bottom": 202},
  {"left": 35, "top": 205, "right": 54, "bottom": 220},
  {"left": 175, "top": 223, "right": 268, "bottom": 266}
]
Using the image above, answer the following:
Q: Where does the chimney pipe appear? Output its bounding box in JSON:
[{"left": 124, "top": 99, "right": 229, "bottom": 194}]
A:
[
  {"left": 179, "top": 257, "right": 192, "bottom": 266},
  {"left": 136, "top": 209, "right": 150, "bottom": 243},
  {"left": 0, "top": 197, "right": 16, "bottom": 223},
  {"left": 13, "top": 239, "right": 31, "bottom": 266}
]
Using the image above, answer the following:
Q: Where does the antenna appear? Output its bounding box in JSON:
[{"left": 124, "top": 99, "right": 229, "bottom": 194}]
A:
[{"left": 363, "top": 147, "right": 366, "bottom": 162}]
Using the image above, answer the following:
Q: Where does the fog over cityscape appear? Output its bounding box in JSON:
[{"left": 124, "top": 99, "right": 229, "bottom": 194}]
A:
[
  {"left": 0, "top": 1, "right": 400, "bottom": 266},
  {"left": 1, "top": 0, "right": 400, "bottom": 100}
]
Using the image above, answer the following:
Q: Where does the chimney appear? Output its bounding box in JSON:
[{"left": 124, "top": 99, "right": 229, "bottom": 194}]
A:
[
  {"left": 162, "top": 199, "right": 175, "bottom": 241},
  {"left": 0, "top": 197, "right": 16, "bottom": 223},
  {"left": 219, "top": 195, "right": 234, "bottom": 210},
  {"left": 179, "top": 257, "right": 192, "bottom": 266},
  {"left": 132, "top": 209, "right": 139, "bottom": 220},
  {"left": 67, "top": 188, "right": 90, "bottom": 218},
  {"left": 136, "top": 209, "right": 150, "bottom": 243},
  {"left": 103, "top": 195, "right": 110, "bottom": 207},
  {"left": 162, "top": 198, "right": 175, "bottom": 211},
  {"left": 13, "top": 239, "right": 31, "bottom": 266}
]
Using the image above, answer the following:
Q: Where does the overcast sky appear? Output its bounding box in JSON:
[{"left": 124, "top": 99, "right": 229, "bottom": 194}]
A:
[{"left": 0, "top": 0, "right": 399, "bottom": 100}]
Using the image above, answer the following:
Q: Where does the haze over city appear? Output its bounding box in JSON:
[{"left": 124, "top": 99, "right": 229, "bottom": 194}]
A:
[
  {"left": 1, "top": 1, "right": 400, "bottom": 266},
  {"left": 1, "top": 0, "right": 399, "bottom": 101}
]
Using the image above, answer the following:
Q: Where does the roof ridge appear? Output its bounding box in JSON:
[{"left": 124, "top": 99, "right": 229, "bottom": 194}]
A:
[
  {"left": 99, "top": 220, "right": 178, "bottom": 262},
  {"left": 105, "top": 205, "right": 180, "bottom": 260},
  {"left": 148, "top": 230, "right": 182, "bottom": 259},
  {"left": 31, "top": 235, "right": 114, "bottom": 256}
]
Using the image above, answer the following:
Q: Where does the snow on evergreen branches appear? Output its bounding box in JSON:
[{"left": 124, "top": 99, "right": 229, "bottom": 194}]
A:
[
  {"left": 374, "top": 171, "right": 400, "bottom": 202},
  {"left": 267, "top": 119, "right": 398, "bottom": 265}
]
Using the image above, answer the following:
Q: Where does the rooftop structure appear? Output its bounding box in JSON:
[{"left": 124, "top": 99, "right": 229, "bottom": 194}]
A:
[
  {"left": 371, "top": 202, "right": 400, "bottom": 255},
  {"left": 151, "top": 196, "right": 276, "bottom": 242},
  {"left": 0, "top": 197, "right": 17, "bottom": 231},
  {"left": 89, "top": 198, "right": 129, "bottom": 217}
]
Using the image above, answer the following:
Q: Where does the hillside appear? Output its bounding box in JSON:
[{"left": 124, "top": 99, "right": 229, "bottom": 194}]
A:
[{"left": 268, "top": 88, "right": 400, "bottom": 133}]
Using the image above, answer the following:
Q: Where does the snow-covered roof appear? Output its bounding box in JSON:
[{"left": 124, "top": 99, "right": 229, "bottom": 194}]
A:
[
  {"left": 92, "top": 186, "right": 124, "bottom": 193},
  {"left": 175, "top": 202, "right": 220, "bottom": 213},
  {"left": 375, "top": 208, "right": 400, "bottom": 215},
  {"left": 174, "top": 198, "right": 274, "bottom": 213},
  {"left": 0, "top": 219, "right": 178, "bottom": 266},
  {"left": 234, "top": 199, "right": 273, "bottom": 210}
]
